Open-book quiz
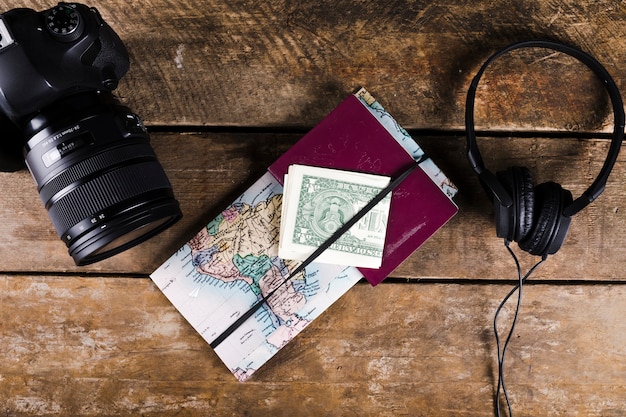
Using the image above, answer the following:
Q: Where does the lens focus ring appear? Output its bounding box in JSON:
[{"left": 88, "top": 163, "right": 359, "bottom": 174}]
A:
[
  {"left": 47, "top": 159, "right": 172, "bottom": 237},
  {"left": 38, "top": 143, "right": 156, "bottom": 207}
]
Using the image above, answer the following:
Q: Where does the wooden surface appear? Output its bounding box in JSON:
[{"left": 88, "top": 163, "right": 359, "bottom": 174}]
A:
[{"left": 1, "top": 0, "right": 626, "bottom": 415}]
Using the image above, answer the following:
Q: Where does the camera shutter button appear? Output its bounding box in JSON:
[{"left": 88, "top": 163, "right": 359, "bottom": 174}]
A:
[{"left": 45, "top": 4, "right": 84, "bottom": 42}]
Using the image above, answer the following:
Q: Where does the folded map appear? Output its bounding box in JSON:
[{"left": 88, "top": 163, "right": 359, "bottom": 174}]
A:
[{"left": 150, "top": 88, "right": 458, "bottom": 381}]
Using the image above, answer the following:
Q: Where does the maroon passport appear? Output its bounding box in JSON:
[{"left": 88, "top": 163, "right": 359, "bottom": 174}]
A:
[{"left": 269, "top": 89, "right": 458, "bottom": 286}]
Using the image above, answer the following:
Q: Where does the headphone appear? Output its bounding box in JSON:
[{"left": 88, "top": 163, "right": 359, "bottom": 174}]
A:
[{"left": 466, "top": 40, "right": 625, "bottom": 256}]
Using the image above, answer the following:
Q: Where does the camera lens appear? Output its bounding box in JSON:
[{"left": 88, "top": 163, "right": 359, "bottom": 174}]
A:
[{"left": 23, "top": 92, "right": 182, "bottom": 265}]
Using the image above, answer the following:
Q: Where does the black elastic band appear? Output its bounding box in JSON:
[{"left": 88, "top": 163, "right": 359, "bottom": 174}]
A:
[{"left": 210, "top": 162, "right": 420, "bottom": 349}]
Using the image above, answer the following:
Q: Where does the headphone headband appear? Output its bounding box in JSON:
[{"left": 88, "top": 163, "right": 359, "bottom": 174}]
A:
[{"left": 466, "top": 40, "right": 625, "bottom": 217}]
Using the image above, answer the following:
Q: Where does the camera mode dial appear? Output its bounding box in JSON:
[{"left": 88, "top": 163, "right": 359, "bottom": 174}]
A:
[{"left": 45, "top": 3, "right": 84, "bottom": 42}]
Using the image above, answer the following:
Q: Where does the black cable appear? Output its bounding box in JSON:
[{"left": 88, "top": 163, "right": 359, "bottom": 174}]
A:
[{"left": 494, "top": 240, "right": 546, "bottom": 417}]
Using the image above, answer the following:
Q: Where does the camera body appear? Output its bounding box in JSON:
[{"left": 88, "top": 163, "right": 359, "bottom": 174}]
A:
[
  {"left": 0, "top": 3, "right": 182, "bottom": 265},
  {"left": 0, "top": 3, "right": 128, "bottom": 124}
]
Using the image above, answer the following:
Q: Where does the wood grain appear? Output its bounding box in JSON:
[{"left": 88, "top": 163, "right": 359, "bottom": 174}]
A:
[
  {"left": 0, "top": 0, "right": 623, "bottom": 415},
  {"left": 0, "top": 1, "right": 622, "bottom": 130},
  {"left": 1, "top": 277, "right": 625, "bottom": 416},
  {"left": 1, "top": 133, "right": 624, "bottom": 281}
]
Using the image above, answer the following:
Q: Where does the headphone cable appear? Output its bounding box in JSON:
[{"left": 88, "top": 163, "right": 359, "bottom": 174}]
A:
[{"left": 495, "top": 240, "right": 546, "bottom": 417}]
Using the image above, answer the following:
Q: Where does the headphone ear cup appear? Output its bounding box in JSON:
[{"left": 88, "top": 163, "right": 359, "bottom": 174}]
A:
[
  {"left": 518, "top": 182, "right": 573, "bottom": 256},
  {"left": 495, "top": 166, "right": 535, "bottom": 242}
]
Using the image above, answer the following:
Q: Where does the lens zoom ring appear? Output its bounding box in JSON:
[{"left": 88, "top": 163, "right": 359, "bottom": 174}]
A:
[
  {"left": 47, "top": 161, "right": 172, "bottom": 235},
  {"left": 39, "top": 143, "right": 155, "bottom": 206}
]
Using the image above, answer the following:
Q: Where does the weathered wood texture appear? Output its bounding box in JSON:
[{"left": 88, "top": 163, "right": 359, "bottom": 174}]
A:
[
  {"left": 2, "top": 0, "right": 623, "bottom": 131},
  {"left": 1, "top": 133, "right": 625, "bottom": 281},
  {"left": 2, "top": 278, "right": 626, "bottom": 417},
  {"left": 0, "top": 0, "right": 625, "bottom": 416}
]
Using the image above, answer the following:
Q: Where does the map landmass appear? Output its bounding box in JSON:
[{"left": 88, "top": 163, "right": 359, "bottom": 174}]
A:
[{"left": 151, "top": 172, "right": 363, "bottom": 381}]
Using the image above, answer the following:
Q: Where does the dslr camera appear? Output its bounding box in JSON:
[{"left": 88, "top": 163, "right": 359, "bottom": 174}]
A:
[{"left": 0, "top": 3, "right": 182, "bottom": 265}]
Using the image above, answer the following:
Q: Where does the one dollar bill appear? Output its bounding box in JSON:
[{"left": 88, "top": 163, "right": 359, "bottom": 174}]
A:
[{"left": 279, "top": 164, "right": 391, "bottom": 268}]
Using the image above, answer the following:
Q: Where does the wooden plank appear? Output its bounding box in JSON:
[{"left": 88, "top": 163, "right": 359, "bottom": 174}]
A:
[
  {"left": 0, "top": 131, "right": 290, "bottom": 273},
  {"left": 0, "top": 2, "right": 623, "bottom": 416},
  {"left": 1, "top": 132, "right": 625, "bottom": 281},
  {"left": 403, "top": 134, "right": 626, "bottom": 281},
  {"left": 0, "top": 276, "right": 625, "bottom": 416},
  {"left": 111, "top": 0, "right": 626, "bottom": 131},
  {"left": 0, "top": 1, "right": 622, "bottom": 130}
]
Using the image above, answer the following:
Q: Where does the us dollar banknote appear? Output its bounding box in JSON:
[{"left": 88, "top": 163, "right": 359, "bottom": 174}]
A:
[{"left": 279, "top": 164, "right": 391, "bottom": 268}]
